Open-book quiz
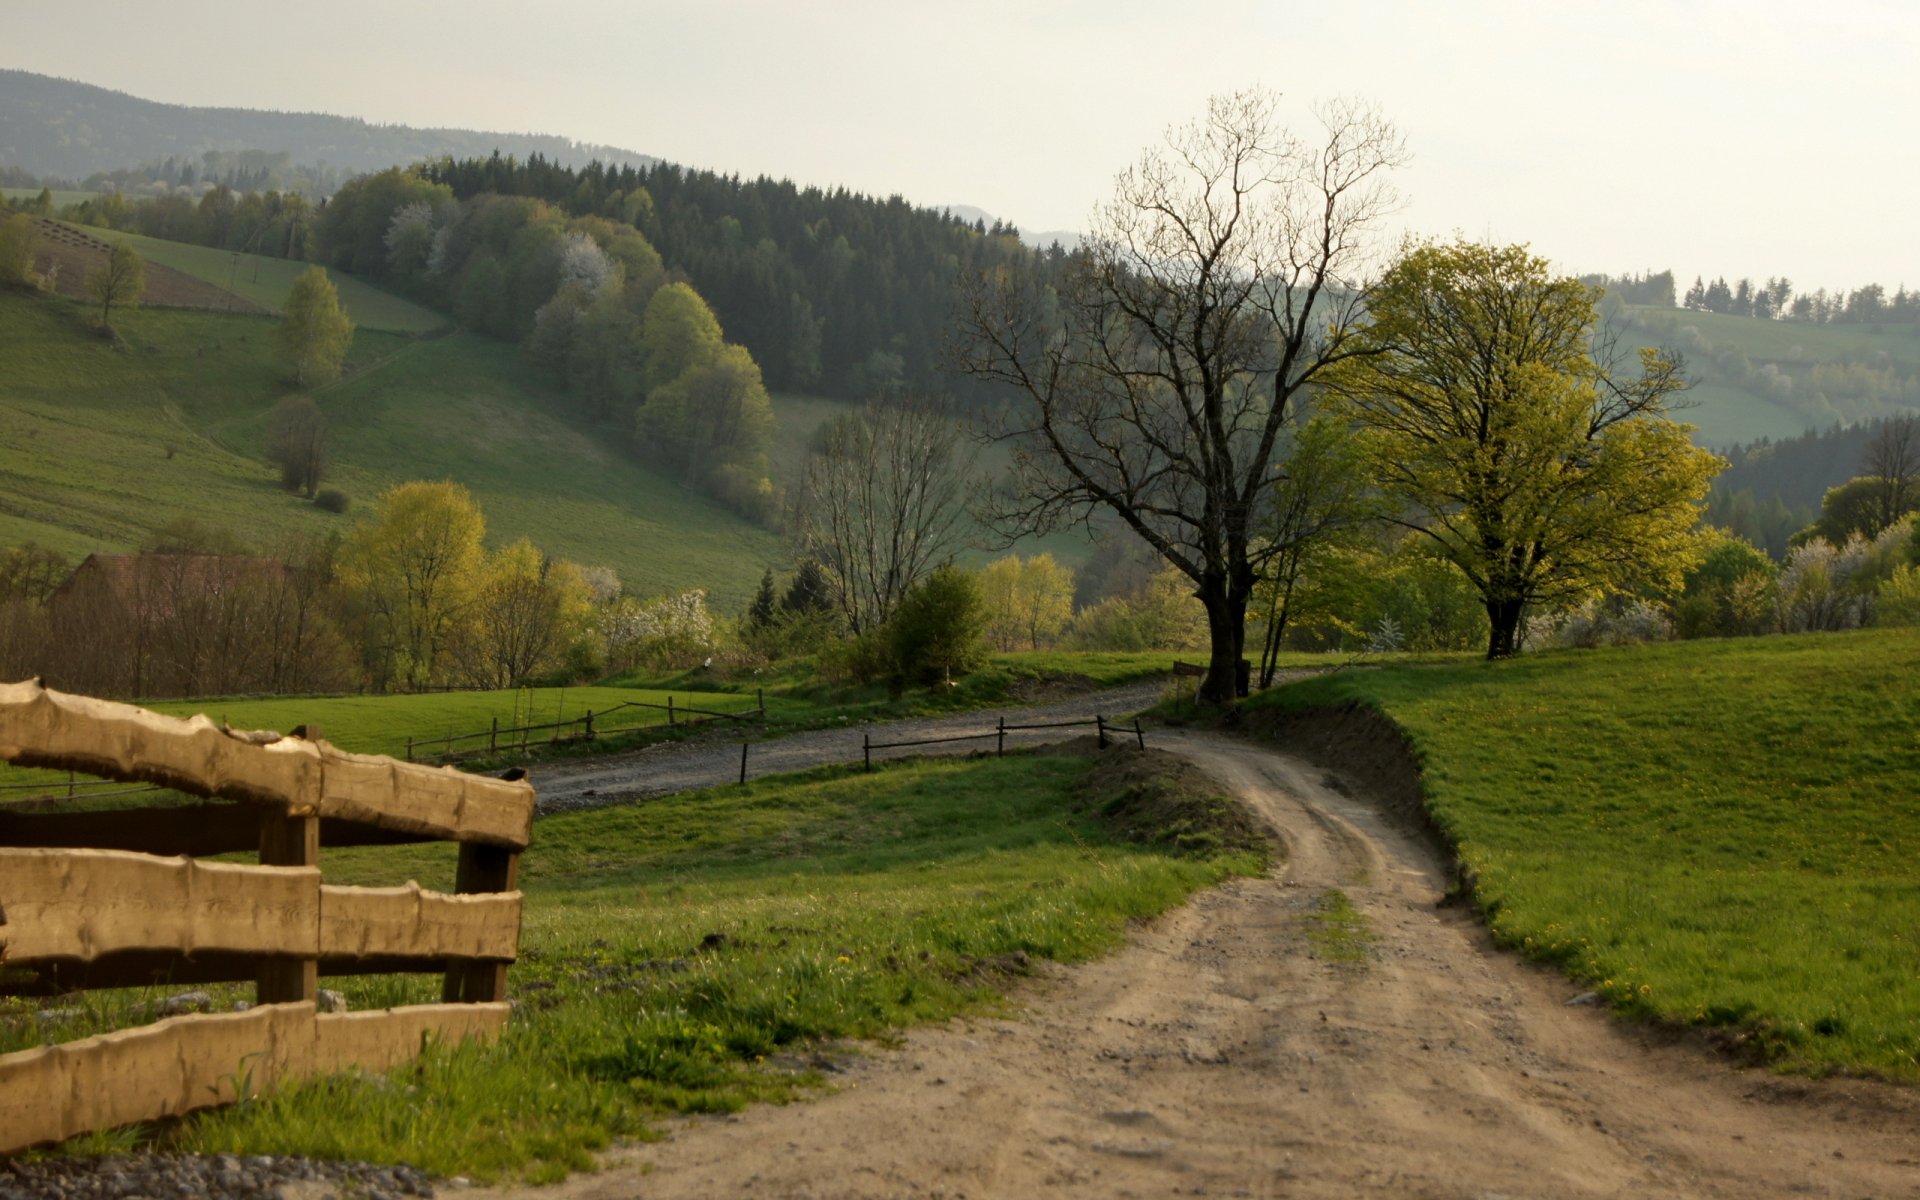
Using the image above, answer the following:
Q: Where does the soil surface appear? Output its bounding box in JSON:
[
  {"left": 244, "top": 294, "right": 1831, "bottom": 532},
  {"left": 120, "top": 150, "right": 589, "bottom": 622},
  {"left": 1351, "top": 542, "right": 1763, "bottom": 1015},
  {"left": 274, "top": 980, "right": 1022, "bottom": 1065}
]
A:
[
  {"left": 478, "top": 721, "right": 1920, "bottom": 1199},
  {"left": 529, "top": 680, "right": 1174, "bottom": 812}
]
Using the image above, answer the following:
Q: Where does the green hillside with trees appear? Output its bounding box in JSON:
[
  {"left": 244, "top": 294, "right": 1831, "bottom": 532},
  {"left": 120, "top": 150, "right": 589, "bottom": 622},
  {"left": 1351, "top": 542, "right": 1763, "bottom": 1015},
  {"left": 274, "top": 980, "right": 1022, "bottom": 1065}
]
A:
[{"left": 0, "top": 290, "right": 781, "bottom": 607}]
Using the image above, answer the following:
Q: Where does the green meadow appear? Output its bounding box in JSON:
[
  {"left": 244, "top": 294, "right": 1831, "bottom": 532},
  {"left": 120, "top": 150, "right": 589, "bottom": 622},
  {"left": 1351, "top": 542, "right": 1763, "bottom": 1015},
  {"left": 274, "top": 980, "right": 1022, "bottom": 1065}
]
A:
[{"left": 1248, "top": 628, "right": 1920, "bottom": 1079}]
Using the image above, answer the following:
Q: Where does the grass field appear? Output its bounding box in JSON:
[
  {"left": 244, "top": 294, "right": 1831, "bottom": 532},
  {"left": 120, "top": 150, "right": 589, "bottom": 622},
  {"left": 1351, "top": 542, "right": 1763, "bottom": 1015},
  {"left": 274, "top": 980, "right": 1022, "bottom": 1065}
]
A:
[
  {"left": 1247, "top": 628, "right": 1920, "bottom": 1079},
  {"left": 0, "top": 292, "right": 784, "bottom": 608},
  {"left": 139, "top": 685, "right": 780, "bottom": 761},
  {"left": 74, "top": 225, "right": 445, "bottom": 333},
  {"left": 10, "top": 752, "right": 1262, "bottom": 1179},
  {"left": 1, "top": 188, "right": 98, "bottom": 208}
]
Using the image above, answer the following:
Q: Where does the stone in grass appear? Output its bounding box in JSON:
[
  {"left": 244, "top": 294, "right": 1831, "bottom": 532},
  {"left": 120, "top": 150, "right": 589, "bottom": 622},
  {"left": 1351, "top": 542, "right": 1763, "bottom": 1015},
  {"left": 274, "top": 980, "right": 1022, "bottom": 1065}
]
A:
[{"left": 317, "top": 988, "right": 349, "bottom": 1013}]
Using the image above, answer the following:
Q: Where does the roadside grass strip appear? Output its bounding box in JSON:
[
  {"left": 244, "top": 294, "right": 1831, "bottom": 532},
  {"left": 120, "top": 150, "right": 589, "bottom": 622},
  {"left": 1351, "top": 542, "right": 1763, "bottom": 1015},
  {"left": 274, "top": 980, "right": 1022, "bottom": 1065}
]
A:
[
  {"left": 6, "top": 752, "right": 1264, "bottom": 1180},
  {"left": 1248, "top": 627, "right": 1920, "bottom": 1079}
]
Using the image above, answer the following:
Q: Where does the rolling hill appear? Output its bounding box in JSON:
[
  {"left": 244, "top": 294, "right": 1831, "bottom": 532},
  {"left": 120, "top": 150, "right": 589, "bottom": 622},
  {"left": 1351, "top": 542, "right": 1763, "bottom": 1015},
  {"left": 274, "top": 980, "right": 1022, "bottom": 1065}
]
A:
[
  {"left": 0, "top": 69, "right": 656, "bottom": 183},
  {"left": 0, "top": 290, "right": 784, "bottom": 609},
  {"left": 1619, "top": 304, "right": 1920, "bottom": 447}
]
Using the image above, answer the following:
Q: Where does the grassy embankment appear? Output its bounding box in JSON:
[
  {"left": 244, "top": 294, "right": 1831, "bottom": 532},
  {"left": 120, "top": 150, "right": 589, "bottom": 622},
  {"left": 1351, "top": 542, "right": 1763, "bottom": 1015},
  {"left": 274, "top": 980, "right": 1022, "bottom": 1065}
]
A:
[
  {"left": 9, "top": 750, "right": 1265, "bottom": 1181},
  {"left": 0, "top": 289, "right": 782, "bottom": 607},
  {"left": 1247, "top": 627, "right": 1920, "bottom": 1079}
]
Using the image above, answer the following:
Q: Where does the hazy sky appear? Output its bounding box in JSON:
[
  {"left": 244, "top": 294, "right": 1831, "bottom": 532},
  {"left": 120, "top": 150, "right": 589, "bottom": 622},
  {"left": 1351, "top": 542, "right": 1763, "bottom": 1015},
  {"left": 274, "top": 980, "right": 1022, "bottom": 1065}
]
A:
[{"left": 12, "top": 0, "right": 1917, "bottom": 289}]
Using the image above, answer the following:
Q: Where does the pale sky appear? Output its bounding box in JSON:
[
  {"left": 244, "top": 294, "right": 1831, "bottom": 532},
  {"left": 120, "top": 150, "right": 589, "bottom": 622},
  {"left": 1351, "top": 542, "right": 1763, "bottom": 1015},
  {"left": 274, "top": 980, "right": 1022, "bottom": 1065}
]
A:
[{"left": 11, "top": 0, "right": 1918, "bottom": 289}]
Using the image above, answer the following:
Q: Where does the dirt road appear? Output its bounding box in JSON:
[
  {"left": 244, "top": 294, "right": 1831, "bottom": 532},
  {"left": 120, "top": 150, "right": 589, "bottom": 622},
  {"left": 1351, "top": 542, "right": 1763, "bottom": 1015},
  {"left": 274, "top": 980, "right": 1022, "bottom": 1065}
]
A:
[{"left": 475, "top": 729, "right": 1919, "bottom": 1199}]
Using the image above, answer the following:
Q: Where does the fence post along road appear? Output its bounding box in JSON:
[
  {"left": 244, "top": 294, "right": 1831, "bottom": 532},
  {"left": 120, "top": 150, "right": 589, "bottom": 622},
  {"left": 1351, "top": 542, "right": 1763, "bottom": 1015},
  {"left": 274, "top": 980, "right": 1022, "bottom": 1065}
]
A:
[{"left": 0, "top": 679, "right": 535, "bottom": 1154}]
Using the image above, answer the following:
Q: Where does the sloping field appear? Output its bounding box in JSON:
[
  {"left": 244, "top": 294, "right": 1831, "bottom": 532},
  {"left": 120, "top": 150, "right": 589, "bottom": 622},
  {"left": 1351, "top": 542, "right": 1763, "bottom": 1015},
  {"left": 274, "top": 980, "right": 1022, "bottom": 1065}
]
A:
[
  {"left": 25, "top": 217, "right": 270, "bottom": 313},
  {"left": 1247, "top": 627, "right": 1920, "bottom": 1078},
  {"left": 0, "top": 293, "right": 781, "bottom": 607},
  {"left": 76, "top": 224, "right": 445, "bottom": 332}
]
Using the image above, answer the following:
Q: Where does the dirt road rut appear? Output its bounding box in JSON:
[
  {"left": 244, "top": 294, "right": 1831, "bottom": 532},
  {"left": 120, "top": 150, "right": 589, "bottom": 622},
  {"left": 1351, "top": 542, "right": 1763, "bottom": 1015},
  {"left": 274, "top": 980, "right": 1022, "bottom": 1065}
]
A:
[{"left": 475, "top": 731, "right": 1919, "bottom": 1199}]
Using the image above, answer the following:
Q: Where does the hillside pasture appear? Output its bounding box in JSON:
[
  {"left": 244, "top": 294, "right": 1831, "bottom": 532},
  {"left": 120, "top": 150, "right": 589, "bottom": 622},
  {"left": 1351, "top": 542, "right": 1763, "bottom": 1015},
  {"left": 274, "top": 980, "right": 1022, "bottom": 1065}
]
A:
[
  {"left": 1247, "top": 628, "right": 1920, "bottom": 1079},
  {"left": 76, "top": 224, "right": 446, "bottom": 332},
  {"left": 0, "top": 293, "right": 782, "bottom": 608}
]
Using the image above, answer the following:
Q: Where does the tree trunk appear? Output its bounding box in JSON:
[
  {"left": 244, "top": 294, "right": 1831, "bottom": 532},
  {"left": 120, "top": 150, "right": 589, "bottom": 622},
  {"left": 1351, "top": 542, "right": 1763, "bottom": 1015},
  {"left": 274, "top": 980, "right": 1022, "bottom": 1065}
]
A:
[
  {"left": 1485, "top": 598, "right": 1525, "bottom": 659},
  {"left": 1198, "top": 574, "right": 1253, "bottom": 704}
]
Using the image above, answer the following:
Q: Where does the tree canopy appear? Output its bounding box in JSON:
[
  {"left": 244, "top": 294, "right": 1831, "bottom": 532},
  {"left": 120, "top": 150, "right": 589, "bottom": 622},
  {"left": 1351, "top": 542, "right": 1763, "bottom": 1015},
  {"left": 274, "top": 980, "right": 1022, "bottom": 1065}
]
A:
[
  {"left": 277, "top": 266, "right": 355, "bottom": 386},
  {"left": 959, "top": 89, "right": 1407, "bottom": 702},
  {"left": 1321, "top": 241, "right": 1723, "bottom": 657}
]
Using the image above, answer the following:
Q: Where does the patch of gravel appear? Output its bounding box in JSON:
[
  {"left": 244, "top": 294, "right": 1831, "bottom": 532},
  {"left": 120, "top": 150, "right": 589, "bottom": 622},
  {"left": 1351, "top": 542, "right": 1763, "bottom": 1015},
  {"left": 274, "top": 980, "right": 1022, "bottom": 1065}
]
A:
[
  {"left": 530, "top": 679, "right": 1172, "bottom": 813},
  {"left": 0, "top": 1153, "right": 436, "bottom": 1199}
]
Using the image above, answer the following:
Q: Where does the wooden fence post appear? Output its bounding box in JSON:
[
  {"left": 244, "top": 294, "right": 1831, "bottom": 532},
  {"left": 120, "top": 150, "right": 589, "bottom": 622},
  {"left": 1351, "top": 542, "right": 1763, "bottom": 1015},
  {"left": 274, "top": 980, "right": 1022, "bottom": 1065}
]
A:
[
  {"left": 405, "top": 736, "right": 414, "bottom": 763},
  {"left": 997, "top": 716, "right": 1006, "bottom": 757},
  {"left": 863, "top": 733, "right": 871, "bottom": 772},
  {"left": 584, "top": 710, "right": 594, "bottom": 740},
  {"left": 739, "top": 742, "right": 749, "bottom": 784},
  {"left": 1097, "top": 715, "right": 1109, "bottom": 749},
  {"left": 1133, "top": 718, "right": 1146, "bottom": 750},
  {"left": 757, "top": 687, "right": 765, "bottom": 716},
  {"left": 443, "top": 843, "right": 519, "bottom": 1004},
  {"left": 668, "top": 696, "right": 675, "bottom": 725},
  {"left": 489, "top": 717, "right": 498, "bottom": 754},
  {"left": 257, "top": 808, "right": 319, "bottom": 1006}
]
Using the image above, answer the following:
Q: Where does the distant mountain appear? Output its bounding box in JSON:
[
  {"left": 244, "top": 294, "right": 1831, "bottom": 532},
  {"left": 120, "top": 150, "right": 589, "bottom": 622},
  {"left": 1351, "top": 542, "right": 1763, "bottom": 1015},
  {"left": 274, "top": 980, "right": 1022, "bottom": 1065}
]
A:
[
  {"left": 0, "top": 69, "right": 656, "bottom": 184},
  {"left": 939, "top": 204, "right": 1083, "bottom": 254}
]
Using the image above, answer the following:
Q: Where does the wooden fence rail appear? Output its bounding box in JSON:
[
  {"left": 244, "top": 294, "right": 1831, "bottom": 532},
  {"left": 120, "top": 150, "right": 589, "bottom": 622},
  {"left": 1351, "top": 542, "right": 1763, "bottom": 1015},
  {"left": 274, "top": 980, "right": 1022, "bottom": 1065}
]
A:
[{"left": 0, "top": 678, "right": 535, "bottom": 1154}]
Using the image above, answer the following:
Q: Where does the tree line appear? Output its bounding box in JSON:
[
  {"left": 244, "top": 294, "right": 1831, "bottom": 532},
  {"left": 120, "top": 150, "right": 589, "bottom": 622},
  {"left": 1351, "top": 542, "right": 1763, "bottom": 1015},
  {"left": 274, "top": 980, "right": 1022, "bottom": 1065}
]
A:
[{"left": 417, "top": 152, "right": 1058, "bottom": 401}]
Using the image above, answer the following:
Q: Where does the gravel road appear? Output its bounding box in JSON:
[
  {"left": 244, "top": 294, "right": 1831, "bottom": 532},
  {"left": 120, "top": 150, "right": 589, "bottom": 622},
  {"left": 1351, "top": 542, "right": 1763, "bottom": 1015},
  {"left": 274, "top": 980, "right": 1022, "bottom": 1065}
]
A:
[{"left": 528, "top": 678, "right": 1172, "bottom": 812}]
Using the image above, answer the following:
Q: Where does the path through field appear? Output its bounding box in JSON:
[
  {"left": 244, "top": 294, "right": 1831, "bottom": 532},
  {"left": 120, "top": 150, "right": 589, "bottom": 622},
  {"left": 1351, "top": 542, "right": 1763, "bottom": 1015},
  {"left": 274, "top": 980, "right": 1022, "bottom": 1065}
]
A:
[{"left": 482, "top": 726, "right": 1920, "bottom": 1199}]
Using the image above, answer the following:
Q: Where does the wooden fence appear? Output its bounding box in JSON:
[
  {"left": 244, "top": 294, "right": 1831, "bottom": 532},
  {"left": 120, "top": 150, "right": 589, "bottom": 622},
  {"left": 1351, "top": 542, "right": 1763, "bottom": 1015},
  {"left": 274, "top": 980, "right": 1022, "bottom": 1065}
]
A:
[
  {"left": 861, "top": 714, "right": 1145, "bottom": 769},
  {"left": 407, "top": 692, "right": 766, "bottom": 763},
  {"left": 0, "top": 678, "right": 535, "bottom": 1154}
]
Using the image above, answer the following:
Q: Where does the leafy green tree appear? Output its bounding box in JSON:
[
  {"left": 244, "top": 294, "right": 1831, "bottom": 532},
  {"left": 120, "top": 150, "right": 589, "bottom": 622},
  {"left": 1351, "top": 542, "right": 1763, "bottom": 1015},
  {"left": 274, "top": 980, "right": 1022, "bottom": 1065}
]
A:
[
  {"left": 338, "top": 481, "right": 486, "bottom": 690},
  {"left": 85, "top": 242, "right": 144, "bottom": 329},
  {"left": 455, "top": 539, "right": 596, "bottom": 688},
  {"left": 636, "top": 342, "right": 775, "bottom": 490},
  {"left": 639, "top": 281, "right": 725, "bottom": 391},
  {"left": 889, "top": 565, "right": 988, "bottom": 687},
  {"left": 0, "top": 213, "right": 37, "bottom": 287},
  {"left": 1322, "top": 241, "right": 1723, "bottom": 658},
  {"left": 980, "top": 553, "right": 1075, "bottom": 651},
  {"left": 277, "top": 266, "right": 355, "bottom": 386}
]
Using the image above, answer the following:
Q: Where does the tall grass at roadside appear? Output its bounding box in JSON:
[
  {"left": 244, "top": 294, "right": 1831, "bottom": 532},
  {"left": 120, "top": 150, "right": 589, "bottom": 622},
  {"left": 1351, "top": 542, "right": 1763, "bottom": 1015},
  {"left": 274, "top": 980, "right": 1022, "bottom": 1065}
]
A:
[
  {"left": 1248, "top": 628, "right": 1920, "bottom": 1078},
  {"left": 144, "top": 752, "right": 1262, "bottom": 1180}
]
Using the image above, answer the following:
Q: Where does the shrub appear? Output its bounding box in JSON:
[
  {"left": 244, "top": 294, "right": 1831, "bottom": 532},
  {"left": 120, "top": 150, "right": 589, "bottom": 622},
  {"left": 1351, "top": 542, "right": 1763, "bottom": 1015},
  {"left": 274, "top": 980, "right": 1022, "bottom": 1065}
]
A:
[
  {"left": 888, "top": 565, "right": 988, "bottom": 688},
  {"left": 313, "top": 488, "right": 350, "bottom": 514},
  {"left": 1877, "top": 565, "right": 1920, "bottom": 627}
]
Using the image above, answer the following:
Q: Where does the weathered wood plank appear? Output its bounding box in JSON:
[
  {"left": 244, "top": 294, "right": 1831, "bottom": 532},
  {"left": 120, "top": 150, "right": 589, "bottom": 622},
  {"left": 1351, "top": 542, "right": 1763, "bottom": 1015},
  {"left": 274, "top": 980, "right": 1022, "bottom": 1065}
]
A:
[
  {"left": 0, "top": 848, "right": 318, "bottom": 963},
  {"left": 311, "top": 1002, "right": 509, "bottom": 1076},
  {"left": 0, "top": 1002, "right": 314, "bottom": 1153},
  {"left": 0, "top": 952, "right": 502, "bottom": 996},
  {"left": 0, "top": 1000, "right": 508, "bottom": 1154},
  {"left": 0, "top": 679, "right": 535, "bottom": 848},
  {"left": 320, "top": 884, "right": 522, "bottom": 961}
]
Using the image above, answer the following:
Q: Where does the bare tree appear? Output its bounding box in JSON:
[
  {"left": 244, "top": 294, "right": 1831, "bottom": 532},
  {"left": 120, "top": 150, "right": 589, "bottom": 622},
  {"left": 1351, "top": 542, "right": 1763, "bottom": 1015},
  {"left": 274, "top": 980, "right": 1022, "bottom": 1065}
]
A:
[
  {"left": 958, "top": 90, "right": 1406, "bottom": 702},
  {"left": 794, "top": 396, "right": 974, "bottom": 633},
  {"left": 1864, "top": 414, "right": 1920, "bottom": 533},
  {"left": 267, "top": 395, "right": 328, "bottom": 498}
]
